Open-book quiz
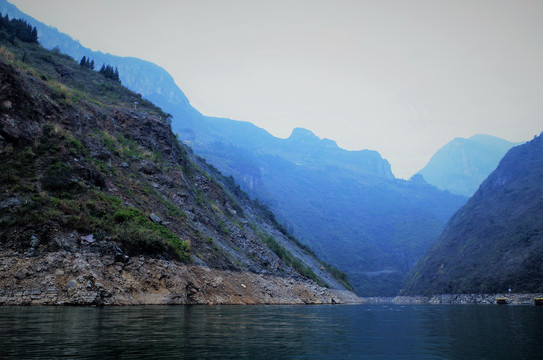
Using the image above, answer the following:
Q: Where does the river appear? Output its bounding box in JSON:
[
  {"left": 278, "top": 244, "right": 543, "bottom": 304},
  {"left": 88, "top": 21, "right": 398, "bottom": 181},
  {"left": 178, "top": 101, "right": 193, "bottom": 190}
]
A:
[{"left": 1, "top": 304, "right": 541, "bottom": 359}]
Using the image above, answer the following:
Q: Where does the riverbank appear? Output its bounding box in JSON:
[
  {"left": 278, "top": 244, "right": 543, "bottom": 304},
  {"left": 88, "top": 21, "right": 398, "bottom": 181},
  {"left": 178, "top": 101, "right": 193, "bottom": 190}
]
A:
[
  {"left": 361, "top": 293, "right": 543, "bottom": 305},
  {"left": 0, "top": 250, "right": 362, "bottom": 305}
]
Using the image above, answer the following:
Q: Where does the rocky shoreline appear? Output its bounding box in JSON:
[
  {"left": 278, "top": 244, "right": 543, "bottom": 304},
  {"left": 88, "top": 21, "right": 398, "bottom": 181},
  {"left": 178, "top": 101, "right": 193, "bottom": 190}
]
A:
[
  {"left": 3, "top": 249, "right": 541, "bottom": 307},
  {"left": 0, "top": 250, "right": 361, "bottom": 306},
  {"left": 361, "top": 293, "right": 543, "bottom": 305}
]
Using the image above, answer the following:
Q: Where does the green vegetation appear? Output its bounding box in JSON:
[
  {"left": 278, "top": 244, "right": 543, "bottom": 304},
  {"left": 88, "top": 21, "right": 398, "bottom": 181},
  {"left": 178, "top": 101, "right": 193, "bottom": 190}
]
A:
[
  {"left": 41, "top": 162, "right": 80, "bottom": 193},
  {"left": 165, "top": 200, "right": 186, "bottom": 219},
  {"left": 1, "top": 182, "right": 190, "bottom": 260},
  {"left": 194, "top": 158, "right": 246, "bottom": 216},
  {"left": 112, "top": 207, "right": 190, "bottom": 260},
  {"left": 323, "top": 264, "right": 354, "bottom": 291},
  {"left": 185, "top": 153, "right": 346, "bottom": 280},
  {"left": 81, "top": 55, "right": 121, "bottom": 83},
  {"left": 79, "top": 55, "right": 94, "bottom": 70},
  {"left": 0, "top": 13, "right": 37, "bottom": 43},
  {"left": 247, "top": 220, "right": 333, "bottom": 286},
  {"left": 195, "top": 190, "right": 205, "bottom": 205},
  {"left": 218, "top": 219, "right": 230, "bottom": 235},
  {"left": 260, "top": 232, "right": 327, "bottom": 287},
  {"left": 247, "top": 217, "right": 352, "bottom": 290},
  {"left": 98, "top": 64, "right": 120, "bottom": 82}
]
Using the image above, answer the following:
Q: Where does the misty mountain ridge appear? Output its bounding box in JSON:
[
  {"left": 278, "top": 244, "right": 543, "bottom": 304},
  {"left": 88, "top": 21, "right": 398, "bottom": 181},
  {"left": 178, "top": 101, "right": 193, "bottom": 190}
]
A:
[
  {"left": 417, "top": 133, "right": 521, "bottom": 197},
  {"left": 0, "top": 0, "right": 393, "bottom": 177},
  {"left": 183, "top": 120, "right": 394, "bottom": 178}
]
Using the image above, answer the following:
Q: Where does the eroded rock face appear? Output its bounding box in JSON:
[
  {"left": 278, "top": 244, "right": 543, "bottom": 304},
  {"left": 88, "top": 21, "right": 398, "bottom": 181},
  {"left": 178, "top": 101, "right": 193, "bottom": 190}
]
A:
[
  {"left": 0, "top": 250, "right": 360, "bottom": 305},
  {"left": 0, "top": 61, "right": 60, "bottom": 145}
]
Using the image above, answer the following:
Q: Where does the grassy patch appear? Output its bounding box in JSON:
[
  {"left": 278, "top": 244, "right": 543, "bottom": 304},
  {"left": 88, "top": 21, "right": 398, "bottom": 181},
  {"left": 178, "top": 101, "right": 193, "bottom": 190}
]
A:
[
  {"left": 2, "top": 187, "right": 190, "bottom": 261},
  {"left": 218, "top": 219, "right": 230, "bottom": 235},
  {"left": 112, "top": 206, "right": 190, "bottom": 260},
  {"left": 260, "top": 232, "right": 326, "bottom": 287}
]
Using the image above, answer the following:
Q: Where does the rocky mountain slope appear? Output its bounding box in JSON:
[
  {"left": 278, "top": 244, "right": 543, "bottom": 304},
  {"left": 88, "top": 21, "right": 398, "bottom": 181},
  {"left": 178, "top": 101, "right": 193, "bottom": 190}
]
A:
[
  {"left": 0, "top": 25, "right": 357, "bottom": 305},
  {"left": 417, "top": 134, "right": 520, "bottom": 196},
  {"left": 2, "top": 1, "right": 468, "bottom": 296},
  {"left": 402, "top": 133, "right": 543, "bottom": 295}
]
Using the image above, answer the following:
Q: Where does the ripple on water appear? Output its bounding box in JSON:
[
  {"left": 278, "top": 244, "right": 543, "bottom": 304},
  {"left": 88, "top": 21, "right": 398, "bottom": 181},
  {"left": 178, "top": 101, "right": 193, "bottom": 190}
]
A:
[{"left": 0, "top": 305, "right": 541, "bottom": 359}]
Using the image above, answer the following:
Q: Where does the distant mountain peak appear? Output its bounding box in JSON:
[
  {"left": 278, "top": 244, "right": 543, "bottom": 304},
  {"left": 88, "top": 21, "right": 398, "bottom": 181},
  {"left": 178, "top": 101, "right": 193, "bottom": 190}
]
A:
[
  {"left": 288, "top": 127, "right": 319, "bottom": 140},
  {"left": 468, "top": 133, "right": 500, "bottom": 140},
  {"left": 287, "top": 128, "right": 339, "bottom": 149},
  {"left": 417, "top": 133, "right": 520, "bottom": 196}
]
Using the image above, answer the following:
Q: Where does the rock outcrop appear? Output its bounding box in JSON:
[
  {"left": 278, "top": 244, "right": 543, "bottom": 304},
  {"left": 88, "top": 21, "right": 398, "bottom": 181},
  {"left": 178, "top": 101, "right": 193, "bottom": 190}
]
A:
[{"left": 0, "top": 250, "right": 360, "bottom": 305}]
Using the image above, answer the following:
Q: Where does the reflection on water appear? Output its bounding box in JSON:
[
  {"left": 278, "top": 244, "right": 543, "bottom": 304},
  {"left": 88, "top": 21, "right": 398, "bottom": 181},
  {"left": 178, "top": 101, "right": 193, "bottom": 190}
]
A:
[{"left": 0, "top": 305, "right": 541, "bottom": 359}]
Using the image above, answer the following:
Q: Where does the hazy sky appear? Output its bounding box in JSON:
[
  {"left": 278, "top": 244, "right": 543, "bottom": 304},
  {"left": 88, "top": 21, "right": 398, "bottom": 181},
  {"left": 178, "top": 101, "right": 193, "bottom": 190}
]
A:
[{"left": 10, "top": 0, "right": 543, "bottom": 178}]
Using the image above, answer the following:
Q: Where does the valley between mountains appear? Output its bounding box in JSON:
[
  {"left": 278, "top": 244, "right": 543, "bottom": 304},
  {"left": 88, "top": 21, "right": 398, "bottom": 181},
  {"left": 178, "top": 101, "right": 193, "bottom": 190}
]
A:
[{"left": 1, "top": 1, "right": 542, "bottom": 302}]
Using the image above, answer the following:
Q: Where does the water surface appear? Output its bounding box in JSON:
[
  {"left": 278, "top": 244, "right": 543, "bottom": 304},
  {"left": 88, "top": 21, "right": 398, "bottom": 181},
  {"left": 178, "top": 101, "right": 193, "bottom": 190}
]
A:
[{"left": 0, "top": 305, "right": 541, "bottom": 359}]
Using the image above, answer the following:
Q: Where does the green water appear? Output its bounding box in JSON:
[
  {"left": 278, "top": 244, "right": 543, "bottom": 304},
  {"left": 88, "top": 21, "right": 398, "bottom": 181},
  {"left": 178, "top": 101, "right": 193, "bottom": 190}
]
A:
[{"left": 0, "top": 304, "right": 541, "bottom": 359}]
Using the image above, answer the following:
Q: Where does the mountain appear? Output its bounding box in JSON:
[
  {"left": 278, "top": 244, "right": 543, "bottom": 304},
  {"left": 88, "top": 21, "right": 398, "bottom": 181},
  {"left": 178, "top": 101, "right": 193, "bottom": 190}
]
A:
[
  {"left": 403, "top": 133, "right": 543, "bottom": 295},
  {"left": 2, "top": 1, "right": 468, "bottom": 296},
  {"left": 0, "top": 24, "right": 358, "bottom": 305},
  {"left": 190, "top": 124, "right": 467, "bottom": 296},
  {"left": 417, "top": 134, "right": 520, "bottom": 196}
]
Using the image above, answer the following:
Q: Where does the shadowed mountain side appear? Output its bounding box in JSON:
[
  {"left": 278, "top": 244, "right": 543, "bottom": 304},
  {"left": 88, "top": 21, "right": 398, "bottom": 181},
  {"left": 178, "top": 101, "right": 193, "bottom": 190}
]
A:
[
  {"left": 196, "top": 139, "right": 467, "bottom": 296},
  {"left": 403, "top": 133, "right": 543, "bottom": 295}
]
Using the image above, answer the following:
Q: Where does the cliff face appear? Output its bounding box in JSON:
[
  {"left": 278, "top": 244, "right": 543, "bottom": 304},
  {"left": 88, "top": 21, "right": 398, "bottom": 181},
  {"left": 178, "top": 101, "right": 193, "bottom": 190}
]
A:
[
  {"left": 0, "top": 249, "right": 360, "bottom": 305},
  {"left": 403, "top": 133, "right": 543, "bottom": 295},
  {"left": 0, "top": 31, "right": 356, "bottom": 304}
]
